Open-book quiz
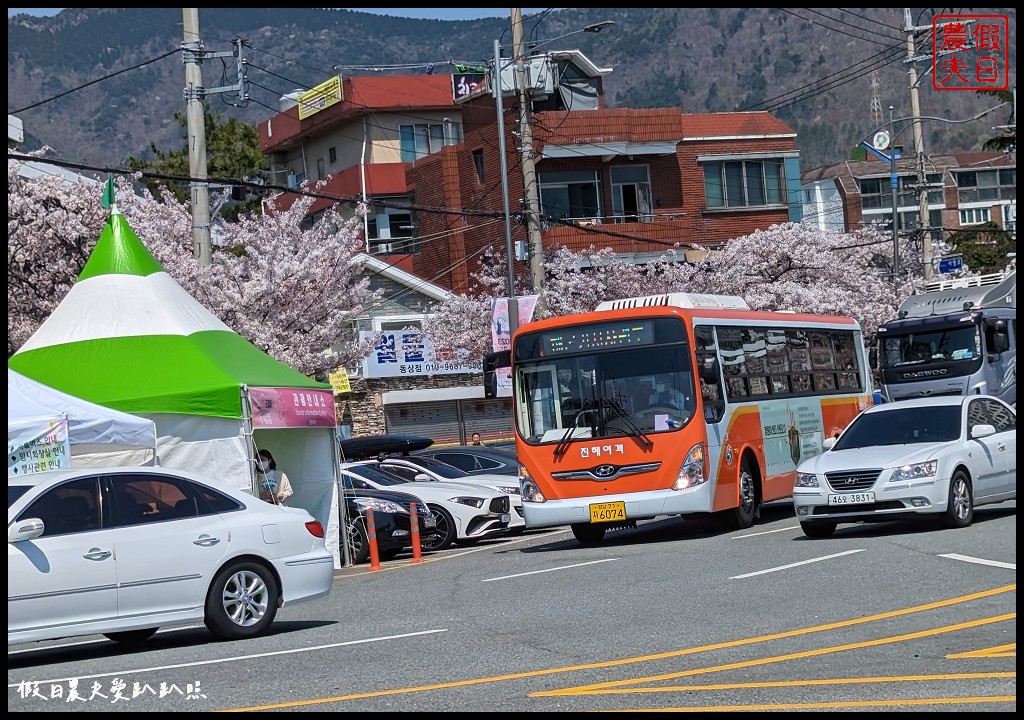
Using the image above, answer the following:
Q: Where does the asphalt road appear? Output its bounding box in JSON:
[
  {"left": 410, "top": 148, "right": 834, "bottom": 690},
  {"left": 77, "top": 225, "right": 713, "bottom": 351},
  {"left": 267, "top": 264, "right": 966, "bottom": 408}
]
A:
[{"left": 7, "top": 500, "right": 1016, "bottom": 712}]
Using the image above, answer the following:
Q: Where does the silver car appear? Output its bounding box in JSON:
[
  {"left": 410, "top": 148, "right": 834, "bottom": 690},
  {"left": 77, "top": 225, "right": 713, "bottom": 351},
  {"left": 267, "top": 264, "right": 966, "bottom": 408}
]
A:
[{"left": 793, "top": 395, "right": 1016, "bottom": 537}]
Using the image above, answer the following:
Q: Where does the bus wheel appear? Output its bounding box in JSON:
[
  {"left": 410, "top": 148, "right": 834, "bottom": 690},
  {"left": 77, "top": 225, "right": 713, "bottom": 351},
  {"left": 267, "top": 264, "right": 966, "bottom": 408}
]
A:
[
  {"left": 571, "top": 523, "right": 606, "bottom": 545},
  {"left": 720, "top": 458, "right": 758, "bottom": 530}
]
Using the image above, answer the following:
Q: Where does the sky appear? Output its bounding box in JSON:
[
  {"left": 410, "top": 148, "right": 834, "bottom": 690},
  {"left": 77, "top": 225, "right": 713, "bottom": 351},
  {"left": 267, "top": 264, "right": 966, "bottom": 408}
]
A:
[{"left": 8, "top": 9, "right": 554, "bottom": 20}]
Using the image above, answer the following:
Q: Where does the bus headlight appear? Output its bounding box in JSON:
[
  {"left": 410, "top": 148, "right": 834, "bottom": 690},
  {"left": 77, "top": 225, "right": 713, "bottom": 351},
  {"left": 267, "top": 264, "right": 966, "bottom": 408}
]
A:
[
  {"left": 520, "top": 468, "right": 546, "bottom": 503},
  {"left": 672, "top": 443, "right": 707, "bottom": 490}
]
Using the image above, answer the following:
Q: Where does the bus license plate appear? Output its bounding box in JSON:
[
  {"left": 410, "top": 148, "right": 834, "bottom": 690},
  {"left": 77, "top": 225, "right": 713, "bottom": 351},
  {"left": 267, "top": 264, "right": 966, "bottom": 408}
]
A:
[
  {"left": 827, "top": 492, "right": 874, "bottom": 506},
  {"left": 590, "top": 501, "right": 626, "bottom": 522}
]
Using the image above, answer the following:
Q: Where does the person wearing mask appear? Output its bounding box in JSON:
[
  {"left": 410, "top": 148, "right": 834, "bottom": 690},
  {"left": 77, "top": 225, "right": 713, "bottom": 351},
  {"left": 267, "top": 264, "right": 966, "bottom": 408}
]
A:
[
  {"left": 256, "top": 449, "right": 293, "bottom": 505},
  {"left": 648, "top": 375, "right": 686, "bottom": 409}
]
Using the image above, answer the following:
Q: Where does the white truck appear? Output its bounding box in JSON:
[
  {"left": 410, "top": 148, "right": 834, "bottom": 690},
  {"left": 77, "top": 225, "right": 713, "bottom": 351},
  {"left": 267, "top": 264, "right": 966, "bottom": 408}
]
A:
[{"left": 871, "top": 271, "right": 1016, "bottom": 407}]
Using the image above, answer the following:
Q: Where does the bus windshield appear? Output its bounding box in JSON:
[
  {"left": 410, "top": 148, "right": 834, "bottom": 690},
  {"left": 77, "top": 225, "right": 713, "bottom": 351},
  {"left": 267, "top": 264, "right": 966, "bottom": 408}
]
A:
[
  {"left": 880, "top": 323, "right": 980, "bottom": 368},
  {"left": 514, "top": 322, "right": 696, "bottom": 445}
]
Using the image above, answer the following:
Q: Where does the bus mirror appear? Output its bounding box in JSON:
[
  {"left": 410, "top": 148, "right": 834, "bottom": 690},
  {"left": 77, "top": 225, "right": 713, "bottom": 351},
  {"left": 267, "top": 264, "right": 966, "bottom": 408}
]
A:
[
  {"left": 698, "top": 355, "right": 720, "bottom": 383},
  {"left": 868, "top": 347, "right": 878, "bottom": 369},
  {"left": 483, "top": 350, "right": 511, "bottom": 399},
  {"left": 992, "top": 332, "right": 1009, "bottom": 354}
]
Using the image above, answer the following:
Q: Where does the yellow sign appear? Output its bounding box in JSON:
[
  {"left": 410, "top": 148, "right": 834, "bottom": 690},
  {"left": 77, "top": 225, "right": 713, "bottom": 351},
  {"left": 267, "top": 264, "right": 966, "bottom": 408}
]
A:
[
  {"left": 328, "top": 369, "right": 352, "bottom": 394},
  {"left": 298, "top": 75, "right": 343, "bottom": 120}
]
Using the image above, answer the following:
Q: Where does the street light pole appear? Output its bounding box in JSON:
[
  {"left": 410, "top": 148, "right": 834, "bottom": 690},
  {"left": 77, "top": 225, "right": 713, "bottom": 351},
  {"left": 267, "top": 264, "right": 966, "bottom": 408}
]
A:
[
  {"left": 491, "top": 42, "right": 520, "bottom": 337},
  {"left": 888, "top": 105, "right": 900, "bottom": 279}
]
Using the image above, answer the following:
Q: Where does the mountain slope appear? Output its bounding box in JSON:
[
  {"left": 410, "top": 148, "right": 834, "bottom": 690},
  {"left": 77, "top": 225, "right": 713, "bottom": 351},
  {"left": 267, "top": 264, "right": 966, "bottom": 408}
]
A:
[{"left": 7, "top": 8, "right": 1016, "bottom": 172}]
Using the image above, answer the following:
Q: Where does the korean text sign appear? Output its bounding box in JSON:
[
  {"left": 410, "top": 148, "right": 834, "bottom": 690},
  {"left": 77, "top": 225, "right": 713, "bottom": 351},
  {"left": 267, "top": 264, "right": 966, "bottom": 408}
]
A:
[{"left": 247, "top": 387, "right": 336, "bottom": 428}]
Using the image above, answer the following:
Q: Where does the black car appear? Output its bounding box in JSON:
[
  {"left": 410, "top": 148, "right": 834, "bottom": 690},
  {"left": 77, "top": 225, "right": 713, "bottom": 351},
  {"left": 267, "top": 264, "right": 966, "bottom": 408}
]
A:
[
  {"left": 412, "top": 445, "right": 520, "bottom": 476},
  {"left": 340, "top": 476, "right": 437, "bottom": 564}
]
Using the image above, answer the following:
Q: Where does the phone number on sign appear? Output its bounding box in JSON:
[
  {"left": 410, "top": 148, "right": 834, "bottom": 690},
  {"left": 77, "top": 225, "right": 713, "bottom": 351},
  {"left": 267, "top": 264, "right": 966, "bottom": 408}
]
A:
[{"left": 399, "top": 362, "right": 475, "bottom": 374}]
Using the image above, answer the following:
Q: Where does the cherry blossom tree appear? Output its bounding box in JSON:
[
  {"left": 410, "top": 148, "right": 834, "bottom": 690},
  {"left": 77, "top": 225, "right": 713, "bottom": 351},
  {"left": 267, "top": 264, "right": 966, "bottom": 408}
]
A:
[
  {"left": 422, "top": 223, "right": 922, "bottom": 358},
  {"left": 9, "top": 159, "right": 380, "bottom": 375}
]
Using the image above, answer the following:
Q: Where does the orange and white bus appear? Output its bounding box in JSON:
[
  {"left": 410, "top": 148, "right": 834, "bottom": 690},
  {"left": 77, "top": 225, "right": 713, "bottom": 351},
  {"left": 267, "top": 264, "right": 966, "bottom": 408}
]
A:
[{"left": 485, "top": 293, "right": 873, "bottom": 545}]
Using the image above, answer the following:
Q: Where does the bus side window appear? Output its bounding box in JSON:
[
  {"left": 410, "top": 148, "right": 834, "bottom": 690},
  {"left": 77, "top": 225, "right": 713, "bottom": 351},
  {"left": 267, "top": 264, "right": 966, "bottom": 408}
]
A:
[{"left": 695, "top": 326, "right": 725, "bottom": 422}]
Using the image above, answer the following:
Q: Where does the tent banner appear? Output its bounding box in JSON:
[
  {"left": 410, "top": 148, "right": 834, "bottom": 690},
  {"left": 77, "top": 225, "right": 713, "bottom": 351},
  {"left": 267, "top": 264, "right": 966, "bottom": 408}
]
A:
[
  {"left": 248, "top": 388, "right": 337, "bottom": 428},
  {"left": 8, "top": 417, "right": 72, "bottom": 477}
]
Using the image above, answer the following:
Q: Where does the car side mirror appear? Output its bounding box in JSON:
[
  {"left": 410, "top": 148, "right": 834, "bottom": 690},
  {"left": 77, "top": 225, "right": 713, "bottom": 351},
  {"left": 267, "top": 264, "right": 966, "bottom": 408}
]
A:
[
  {"left": 414, "top": 473, "right": 432, "bottom": 482},
  {"left": 970, "top": 423, "right": 996, "bottom": 439},
  {"left": 822, "top": 436, "right": 837, "bottom": 450},
  {"left": 868, "top": 347, "right": 878, "bottom": 369},
  {"left": 8, "top": 518, "right": 45, "bottom": 543},
  {"left": 992, "top": 333, "right": 1009, "bottom": 354}
]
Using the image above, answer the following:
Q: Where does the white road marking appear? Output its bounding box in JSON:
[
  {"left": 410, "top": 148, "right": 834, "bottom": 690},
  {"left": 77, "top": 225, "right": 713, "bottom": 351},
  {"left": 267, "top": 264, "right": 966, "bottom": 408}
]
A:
[
  {"left": 7, "top": 628, "right": 447, "bottom": 688},
  {"left": 939, "top": 553, "right": 1016, "bottom": 570},
  {"left": 730, "top": 549, "right": 865, "bottom": 579},
  {"left": 732, "top": 525, "right": 802, "bottom": 538},
  {"left": 482, "top": 558, "right": 619, "bottom": 582}
]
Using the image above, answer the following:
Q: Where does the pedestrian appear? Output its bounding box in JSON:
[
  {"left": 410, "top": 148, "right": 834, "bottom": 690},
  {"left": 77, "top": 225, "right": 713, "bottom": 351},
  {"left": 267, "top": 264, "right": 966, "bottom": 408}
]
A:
[
  {"left": 471, "top": 432, "right": 482, "bottom": 446},
  {"left": 256, "top": 449, "right": 293, "bottom": 505}
]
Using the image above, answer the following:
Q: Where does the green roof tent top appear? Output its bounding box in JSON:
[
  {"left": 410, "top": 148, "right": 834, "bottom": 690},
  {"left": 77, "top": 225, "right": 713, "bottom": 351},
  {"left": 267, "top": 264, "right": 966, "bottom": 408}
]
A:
[{"left": 9, "top": 212, "right": 329, "bottom": 419}]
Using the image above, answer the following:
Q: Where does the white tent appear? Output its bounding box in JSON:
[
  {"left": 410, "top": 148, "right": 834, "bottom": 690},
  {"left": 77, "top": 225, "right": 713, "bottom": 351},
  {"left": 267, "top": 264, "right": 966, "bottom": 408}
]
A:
[{"left": 8, "top": 367, "right": 158, "bottom": 472}]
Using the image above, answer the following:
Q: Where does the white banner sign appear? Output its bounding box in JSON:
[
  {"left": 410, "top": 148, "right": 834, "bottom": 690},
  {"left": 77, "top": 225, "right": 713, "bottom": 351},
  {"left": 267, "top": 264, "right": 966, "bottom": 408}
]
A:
[
  {"left": 361, "top": 330, "right": 478, "bottom": 378},
  {"left": 8, "top": 416, "right": 72, "bottom": 477},
  {"left": 491, "top": 295, "right": 540, "bottom": 396}
]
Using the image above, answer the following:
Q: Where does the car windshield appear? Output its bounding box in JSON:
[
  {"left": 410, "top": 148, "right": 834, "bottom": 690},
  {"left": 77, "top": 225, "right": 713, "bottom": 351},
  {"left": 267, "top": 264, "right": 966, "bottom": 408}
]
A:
[
  {"left": 346, "top": 464, "right": 408, "bottom": 486},
  {"left": 832, "top": 405, "right": 961, "bottom": 449},
  {"left": 405, "top": 457, "right": 467, "bottom": 479},
  {"left": 8, "top": 485, "right": 32, "bottom": 508},
  {"left": 880, "top": 325, "right": 980, "bottom": 367}
]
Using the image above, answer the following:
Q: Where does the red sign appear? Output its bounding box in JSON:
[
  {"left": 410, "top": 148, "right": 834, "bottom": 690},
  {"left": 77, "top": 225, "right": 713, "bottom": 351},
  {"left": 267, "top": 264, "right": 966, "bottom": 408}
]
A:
[
  {"left": 247, "top": 387, "right": 336, "bottom": 428},
  {"left": 932, "top": 15, "right": 1009, "bottom": 91}
]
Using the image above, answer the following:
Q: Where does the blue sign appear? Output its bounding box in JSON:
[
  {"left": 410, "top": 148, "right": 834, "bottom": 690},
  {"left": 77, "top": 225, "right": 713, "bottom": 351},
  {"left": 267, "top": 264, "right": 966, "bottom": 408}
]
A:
[{"left": 939, "top": 256, "right": 963, "bottom": 274}]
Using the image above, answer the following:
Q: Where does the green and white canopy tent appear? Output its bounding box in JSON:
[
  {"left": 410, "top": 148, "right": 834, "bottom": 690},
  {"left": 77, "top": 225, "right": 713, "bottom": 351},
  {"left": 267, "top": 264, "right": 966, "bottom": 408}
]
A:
[{"left": 9, "top": 208, "right": 342, "bottom": 566}]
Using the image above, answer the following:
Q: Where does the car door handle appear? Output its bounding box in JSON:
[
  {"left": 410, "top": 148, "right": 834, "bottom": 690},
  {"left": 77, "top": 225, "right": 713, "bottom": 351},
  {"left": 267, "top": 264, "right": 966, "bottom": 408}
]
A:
[
  {"left": 193, "top": 535, "right": 221, "bottom": 547},
  {"left": 83, "top": 548, "right": 112, "bottom": 561},
  {"left": 997, "top": 443, "right": 1005, "bottom": 451}
]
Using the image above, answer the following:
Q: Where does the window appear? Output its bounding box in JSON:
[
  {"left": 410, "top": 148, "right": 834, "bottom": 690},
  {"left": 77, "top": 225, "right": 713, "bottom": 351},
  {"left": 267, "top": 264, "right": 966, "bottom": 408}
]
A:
[
  {"left": 19, "top": 478, "right": 100, "bottom": 536},
  {"left": 959, "top": 207, "right": 991, "bottom": 226},
  {"left": 399, "top": 121, "right": 462, "bottom": 162},
  {"left": 473, "top": 149, "right": 485, "bottom": 184},
  {"left": 328, "top": 146, "right": 337, "bottom": 163},
  {"left": 539, "top": 170, "right": 602, "bottom": 223},
  {"left": 367, "top": 205, "right": 417, "bottom": 252},
  {"left": 704, "top": 159, "right": 785, "bottom": 209},
  {"left": 610, "top": 165, "right": 653, "bottom": 223},
  {"left": 956, "top": 168, "right": 1015, "bottom": 204},
  {"left": 317, "top": 157, "right": 325, "bottom": 180},
  {"left": 717, "top": 327, "right": 862, "bottom": 401}
]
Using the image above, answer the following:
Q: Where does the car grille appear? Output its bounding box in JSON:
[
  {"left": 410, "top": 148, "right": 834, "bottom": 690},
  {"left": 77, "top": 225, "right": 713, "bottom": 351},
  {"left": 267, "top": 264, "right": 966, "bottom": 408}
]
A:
[
  {"left": 489, "top": 496, "right": 510, "bottom": 514},
  {"left": 825, "top": 469, "right": 882, "bottom": 492}
]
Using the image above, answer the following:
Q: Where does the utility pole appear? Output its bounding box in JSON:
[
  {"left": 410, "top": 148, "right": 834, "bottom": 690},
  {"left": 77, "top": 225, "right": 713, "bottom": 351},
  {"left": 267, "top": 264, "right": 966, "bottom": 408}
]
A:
[
  {"left": 511, "top": 8, "right": 545, "bottom": 311},
  {"left": 903, "top": 8, "right": 933, "bottom": 280},
  {"left": 182, "top": 9, "right": 212, "bottom": 266}
]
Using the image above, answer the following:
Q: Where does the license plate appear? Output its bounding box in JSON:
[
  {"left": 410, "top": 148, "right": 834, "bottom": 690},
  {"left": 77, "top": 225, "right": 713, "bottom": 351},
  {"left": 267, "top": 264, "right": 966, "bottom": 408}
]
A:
[
  {"left": 590, "top": 501, "right": 626, "bottom": 522},
  {"left": 827, "top": 492, "right": 875, "bottom": 506},
  {"left": 423, "top": 516, "right": 436, "bottom": 528},
  {"left": 500, "top": 513, "right": 511, "bottom": 523}
]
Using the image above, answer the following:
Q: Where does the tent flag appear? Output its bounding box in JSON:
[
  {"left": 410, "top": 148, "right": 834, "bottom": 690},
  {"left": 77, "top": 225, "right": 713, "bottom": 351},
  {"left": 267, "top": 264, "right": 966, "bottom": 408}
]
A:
[
  {"left": 9, "top": 213, "right": 330, "bottom": 420},
  {"left": 101, "top": 173, "right": 116, "bottom": 212}
]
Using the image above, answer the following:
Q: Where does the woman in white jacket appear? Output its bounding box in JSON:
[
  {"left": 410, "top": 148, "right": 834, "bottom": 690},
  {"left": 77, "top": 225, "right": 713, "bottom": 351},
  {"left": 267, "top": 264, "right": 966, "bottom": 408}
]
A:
[{"left": 256, "top": 449, "right": 294, "bottom": 505}]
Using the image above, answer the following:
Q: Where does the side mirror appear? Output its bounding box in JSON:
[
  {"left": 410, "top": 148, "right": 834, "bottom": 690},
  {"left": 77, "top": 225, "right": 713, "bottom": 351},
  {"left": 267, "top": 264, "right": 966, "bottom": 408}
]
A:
[
  {"left": 992, "top": 332, "right": 1009, "bottom": 354},
  {"left": 970, "top": 423, "right": 996, "bottom": 439},
  {"left": 698, "top": 355, "right": 720, "bottom": 383},
  {"left": 8, "top": 518, "right": 45, "bottom": 543},
  {"left": 414, "top": 473, "right": 432, "bottom": 482},
  {"left": 822, "top": 436, "right": 837, "bottom": 450},
  {"left": 868, "top": 347, "right": 878, "bottom": 369},
  {"left": 483, "top": 350, "right": 511, "bottom": 399}
]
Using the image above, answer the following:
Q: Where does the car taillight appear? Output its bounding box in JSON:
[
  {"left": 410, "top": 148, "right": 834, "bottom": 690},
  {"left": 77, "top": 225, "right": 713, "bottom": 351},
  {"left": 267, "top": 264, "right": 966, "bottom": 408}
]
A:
[{"left": 305, "top": 520, "right": 325, "bottom": 538}]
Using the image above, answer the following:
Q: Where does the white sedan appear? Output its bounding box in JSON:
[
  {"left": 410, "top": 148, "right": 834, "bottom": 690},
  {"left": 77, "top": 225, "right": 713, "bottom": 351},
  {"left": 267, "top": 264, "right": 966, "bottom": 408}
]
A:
[
  {"left": 793, "top": 395, "right": 1016, "bottom": 537},
  {"left": 8, "top": 466, "right": 335, "bottom": 647},
  {"left": 340, "top": 462, "right": 511, "bottom": 550},
  {"left": 361, "top": 455, "right": 526, "bottom": 535}
]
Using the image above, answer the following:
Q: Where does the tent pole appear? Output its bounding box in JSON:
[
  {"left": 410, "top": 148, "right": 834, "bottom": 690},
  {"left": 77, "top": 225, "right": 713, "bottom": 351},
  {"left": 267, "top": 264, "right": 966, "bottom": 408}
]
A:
[
  {"left": 332, "top": 427, "right": 353, "bottom": 568},
  {"left": 240, "top": 384, "right": 258, "bottom": 496}
]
